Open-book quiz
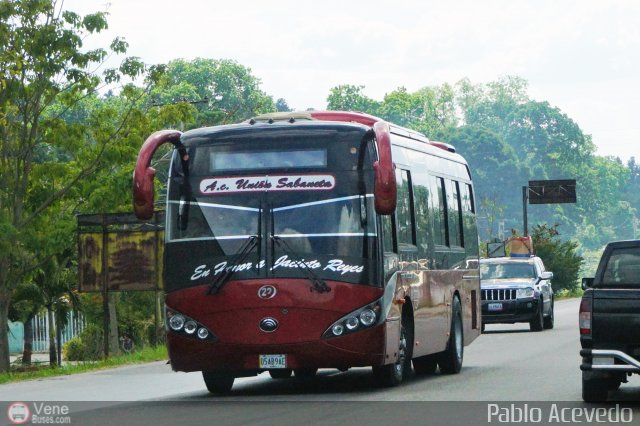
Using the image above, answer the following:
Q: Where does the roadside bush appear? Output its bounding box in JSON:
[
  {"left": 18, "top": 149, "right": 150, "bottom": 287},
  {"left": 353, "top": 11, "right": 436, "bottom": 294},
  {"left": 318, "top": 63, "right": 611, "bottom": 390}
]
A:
[
  {"left": 117, "top": 292, "right": 160, "bottom": 347},
  {"left": 532, "top": 224, "right": 583, "bottom": 293},
  {"left": 63, "top": 337, "right": 85, "bottom": 361},
  {"left": 62, "top": 324, "right": 104, "bottom": 361},
  {"left": 79, "top": 324, "right": 104, "bottom": 360}
]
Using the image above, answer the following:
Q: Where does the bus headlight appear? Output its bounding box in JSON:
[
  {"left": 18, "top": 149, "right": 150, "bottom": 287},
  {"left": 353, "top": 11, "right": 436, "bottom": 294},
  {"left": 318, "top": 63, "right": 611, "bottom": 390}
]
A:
[
  {"left": 197, "top": 327, "right": 209, "bottom": 340},
  {"left": 359, "top": 309, "right": 377, "bottom": 326},
  {"left": 169, "top": 314, "right": 185, "bottom": 331},
  {"left": 322, "top": 299, "right": 383, "bottom": 338},
  {"left": 184, "top": 321, "right": 198, "bottom": 335},
  {"left": 165, "top": 306, "right": 216, "bottom": 341},
  {"left": 345, "top": 317, "right": 359, "bottom": 331}
]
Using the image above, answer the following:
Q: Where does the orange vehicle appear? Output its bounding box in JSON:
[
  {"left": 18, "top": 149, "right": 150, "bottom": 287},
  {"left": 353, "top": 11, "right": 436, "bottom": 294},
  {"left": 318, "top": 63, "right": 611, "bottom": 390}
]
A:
[{"left": 133, "top": 111, "right": 481, "bottom": 393}]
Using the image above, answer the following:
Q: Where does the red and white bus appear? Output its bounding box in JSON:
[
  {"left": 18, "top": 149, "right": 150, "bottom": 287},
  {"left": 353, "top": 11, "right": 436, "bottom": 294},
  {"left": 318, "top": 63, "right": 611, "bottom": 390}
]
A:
[{"left": 133, "top": 111, "right": 481, "bottom": 393}]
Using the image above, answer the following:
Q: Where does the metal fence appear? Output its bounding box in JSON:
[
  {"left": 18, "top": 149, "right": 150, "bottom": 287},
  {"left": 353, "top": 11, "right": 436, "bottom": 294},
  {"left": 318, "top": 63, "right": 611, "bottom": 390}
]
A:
[{"left": 12, "top": 311, "right": 85, "bottom": 354}]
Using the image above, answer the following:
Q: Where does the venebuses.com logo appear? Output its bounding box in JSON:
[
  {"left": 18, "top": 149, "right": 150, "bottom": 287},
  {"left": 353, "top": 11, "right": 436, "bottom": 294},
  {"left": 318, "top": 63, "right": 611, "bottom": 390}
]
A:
[
  {"left": 7, "top": 402, "right": 30, "bottom": 424},
  {"left": 6, "top": 402, "right": 71, "bottom": 424}
]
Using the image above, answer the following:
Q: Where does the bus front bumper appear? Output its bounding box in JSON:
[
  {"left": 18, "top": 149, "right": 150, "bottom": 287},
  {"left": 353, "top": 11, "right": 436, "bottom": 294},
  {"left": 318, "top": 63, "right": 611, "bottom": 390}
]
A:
[{"left": 167, "top": 323, "right": 386, "bottom": 372}]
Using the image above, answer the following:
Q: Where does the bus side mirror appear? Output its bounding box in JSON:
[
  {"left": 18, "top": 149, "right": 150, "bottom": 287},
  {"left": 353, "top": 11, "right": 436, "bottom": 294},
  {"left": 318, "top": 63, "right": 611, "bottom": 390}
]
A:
[
  {"left": 372, "top": 121, "right": 396, "bottom": 215},
  {"left": 133, "top": 130, "right": 183, "bottom": 220},
  {"left": 582, "top": 277, "right": 594, "bottom": 290}
]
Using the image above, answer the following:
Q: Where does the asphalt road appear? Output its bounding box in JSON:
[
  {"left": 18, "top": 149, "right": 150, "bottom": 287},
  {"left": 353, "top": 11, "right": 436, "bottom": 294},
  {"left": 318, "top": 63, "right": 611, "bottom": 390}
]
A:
[{"left": 2, "top": 298, "right": 639, "bottom": 425}]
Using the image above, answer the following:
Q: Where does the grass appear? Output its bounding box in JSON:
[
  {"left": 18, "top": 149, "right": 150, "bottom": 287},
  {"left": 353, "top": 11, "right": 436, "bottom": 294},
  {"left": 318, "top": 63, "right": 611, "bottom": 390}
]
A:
[
  {"left": 555, "top": 287, "right": 584, "bottom": 300},
  {"left": 0, "top": 345, "right": 168, "bottom": 385}
]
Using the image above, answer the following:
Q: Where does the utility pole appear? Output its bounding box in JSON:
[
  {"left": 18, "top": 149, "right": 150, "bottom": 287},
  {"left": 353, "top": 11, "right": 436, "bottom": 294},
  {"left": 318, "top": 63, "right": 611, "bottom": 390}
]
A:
[{"left": 522, "top": 186, "right": 528, "bottom": 236}]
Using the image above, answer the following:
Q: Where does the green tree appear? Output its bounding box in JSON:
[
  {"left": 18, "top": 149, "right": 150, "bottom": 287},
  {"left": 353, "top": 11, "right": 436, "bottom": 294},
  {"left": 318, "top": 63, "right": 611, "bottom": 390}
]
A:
[
  {"left": 275, "top": 98, "right": 292, "bottom": 112},
  {"left": 37, "top": 256, "right": 79, "bottom": 366},
  {"left": 8, "top": 280, "right": 40, "bottom": 365},
  {"left": 9, "top": 254, "right": 78, "bottom": 365},
  {"left": 443, "top": 125, "right": 524, "bottom": 237},
  {"left": 411, "top": 84, "right": 458, "bottom": 138},
  {"left": 457, "top": 75, "right": 529, "bottom": 132},
  {"left": 453, "top": 77, "right": 604, "bottom": 242},
  {"left": 149, "top": 58, "right": 275, "bottom": 127},
  {"left": 324, "top": 76, "right": 638, "bottom": 251},
  {"left": 378, "top": 87, "right": 419, "bottom": 127},
  {"left": 622, "top": 157, "right": 640, "bottom": 226},
  {"left": 326, "top": 84, "right": 381, "bottom": 113},
  {"left": 504, "top": 101, "right": 595, "bottom": 178},
  {"left": 531, "top": 224, "right": 583, "bottom": 293},
  {"left": 575, "top": 156, "right": 630, "bottom": 247},
  {"left": 0, "top": 0, "right": 147, "bottom": 372}
]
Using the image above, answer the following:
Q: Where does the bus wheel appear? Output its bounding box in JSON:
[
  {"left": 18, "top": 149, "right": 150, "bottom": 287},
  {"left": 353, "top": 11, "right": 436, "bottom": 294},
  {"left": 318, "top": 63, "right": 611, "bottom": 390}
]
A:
[
  {"left": 372, "top": 313, "right": 412, "bottom": 387},
  {"left": 202, "top": 371, "right": 235, "bottom": 394},
  {"left": 269, "top": 369, "right": 293, "bottom": 379},
  {"left": 438, "top": 296, "right": 463, "bottom": 374},
  {"left": 413, "top": 354, "right": 438, "bottom": 375},
  {"left": 294, "top": 368, "right": 317, "bottom": 379}
]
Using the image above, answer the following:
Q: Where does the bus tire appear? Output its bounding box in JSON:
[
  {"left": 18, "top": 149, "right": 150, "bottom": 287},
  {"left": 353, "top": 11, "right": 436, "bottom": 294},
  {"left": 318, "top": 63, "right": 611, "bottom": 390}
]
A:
[
  {"left": 269, "top": 369, "right": 292, "bottom": 379},
  {"left": 413, "top": 354, "right": 438, "bottom": 375},
  {"left": 438, "top": 296, "right": 463, "bottom": 374},
  {"left": 372, "top": 310, "right": 413, "bottom": 387},
  {"left": 202, "top": 371, "right": 234, "bottom": 394}
]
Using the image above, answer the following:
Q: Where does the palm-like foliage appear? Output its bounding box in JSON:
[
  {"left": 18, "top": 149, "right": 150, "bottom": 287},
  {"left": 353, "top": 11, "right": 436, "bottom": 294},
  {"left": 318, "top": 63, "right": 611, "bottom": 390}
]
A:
[{"left": 11, "top": 256, "right": 79, "bottom": 365}]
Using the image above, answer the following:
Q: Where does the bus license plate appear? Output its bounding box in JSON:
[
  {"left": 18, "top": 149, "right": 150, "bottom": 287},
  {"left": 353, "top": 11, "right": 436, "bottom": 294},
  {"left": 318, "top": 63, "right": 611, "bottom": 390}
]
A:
[
  {"left": 259, "top": 354, "right": 287, "bottom": 369},
  {"left": 488, "top": 303, "right": 503, "bottom": 312}
]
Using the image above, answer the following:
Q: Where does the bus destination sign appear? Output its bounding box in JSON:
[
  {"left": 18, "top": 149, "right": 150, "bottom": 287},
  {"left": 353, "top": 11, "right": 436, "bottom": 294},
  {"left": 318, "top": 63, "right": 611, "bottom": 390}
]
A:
[{"left": 200, "top": 174, "right": 336, "bottom": 194}]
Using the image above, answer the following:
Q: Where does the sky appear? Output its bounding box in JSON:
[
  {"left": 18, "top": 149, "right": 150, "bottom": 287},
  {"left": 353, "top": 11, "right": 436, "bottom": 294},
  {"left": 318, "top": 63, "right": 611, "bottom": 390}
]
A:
[{"left": 62, "top": 0, "right": 640, "bottom": 161}]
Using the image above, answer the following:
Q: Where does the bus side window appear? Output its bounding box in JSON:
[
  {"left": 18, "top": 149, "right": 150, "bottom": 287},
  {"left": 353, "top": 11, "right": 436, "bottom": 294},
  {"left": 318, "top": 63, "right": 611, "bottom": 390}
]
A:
[
  {"left": 382, "top": 214, "right": 395, "bottom": 253},
  {"left": 395, "top": 168, "right": 414, "bottom": 246},
  {"left": 412, "top": 173, "right": 431, "bottom": 260},
  {"left": 460, "top": 182, "right": 479, "bottom": 257},
  {"left": 430, "top": 176, "right": 447, "bottom": 247},
  {"left": 381, "top": 213, "right": 398, "bottom": 282},
  {"left": 446, "top": 179, "right": 463, "bottom": 248}
]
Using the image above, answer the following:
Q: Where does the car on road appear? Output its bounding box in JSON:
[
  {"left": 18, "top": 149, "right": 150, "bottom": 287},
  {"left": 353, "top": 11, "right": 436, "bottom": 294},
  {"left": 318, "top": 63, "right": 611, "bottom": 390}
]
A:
[
  {"left": 480, "top": 256, "right": 554, "bottom": 332},
  {"left": 579, "top": 239, "right": 640, "bottom": 402}
]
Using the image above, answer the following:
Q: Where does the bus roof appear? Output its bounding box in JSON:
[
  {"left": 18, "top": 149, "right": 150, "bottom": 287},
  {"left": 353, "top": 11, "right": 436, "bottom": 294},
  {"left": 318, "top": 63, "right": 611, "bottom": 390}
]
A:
[{"left": 250, "top": 111, "right": 457, "bottom": 154}]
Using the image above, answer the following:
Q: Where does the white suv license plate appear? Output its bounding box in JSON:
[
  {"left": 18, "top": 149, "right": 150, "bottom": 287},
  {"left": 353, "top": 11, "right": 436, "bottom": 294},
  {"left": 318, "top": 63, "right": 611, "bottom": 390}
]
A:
[
  {"left": 488, "top": 303, "right": 503, "bottom": 312},
  {"left": 259, "top": 354, "right": 287, "bottom": 369}
]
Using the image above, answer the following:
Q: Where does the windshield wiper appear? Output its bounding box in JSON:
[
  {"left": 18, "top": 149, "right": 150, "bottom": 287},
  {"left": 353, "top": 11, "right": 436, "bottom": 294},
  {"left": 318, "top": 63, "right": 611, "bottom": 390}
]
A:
[
  {"left": 271, "top": 235, "right": 331, "bottom": 294},
  {"left": 207, "top": 235, "right": 259, "bottom": 295},
  {"left": 176, "top": 144, "right": 192, "bottom": 231}
]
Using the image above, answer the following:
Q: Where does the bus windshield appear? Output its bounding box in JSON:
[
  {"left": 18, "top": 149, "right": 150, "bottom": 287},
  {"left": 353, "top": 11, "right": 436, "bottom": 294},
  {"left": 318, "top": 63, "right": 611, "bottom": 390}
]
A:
[
  {"left": 167, "top": 195, "right": 375, "bottom": 253},
  {"left": 163, "top": 126, "right": 379, "bottom": 290}
]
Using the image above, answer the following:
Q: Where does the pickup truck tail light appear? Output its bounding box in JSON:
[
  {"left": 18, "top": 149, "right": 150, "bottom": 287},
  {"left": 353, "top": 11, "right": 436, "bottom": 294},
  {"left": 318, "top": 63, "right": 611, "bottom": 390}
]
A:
[{"left": 579, "top": 297, "right": 592, "bottom": 335}]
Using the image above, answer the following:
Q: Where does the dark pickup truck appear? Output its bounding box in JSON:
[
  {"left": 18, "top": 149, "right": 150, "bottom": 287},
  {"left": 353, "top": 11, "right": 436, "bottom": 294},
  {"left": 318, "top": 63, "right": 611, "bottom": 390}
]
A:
[{"left": 580, "top": 240, "right": 640, "bottom": 402}]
